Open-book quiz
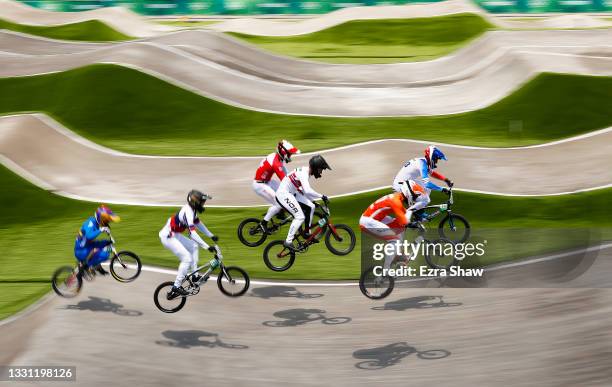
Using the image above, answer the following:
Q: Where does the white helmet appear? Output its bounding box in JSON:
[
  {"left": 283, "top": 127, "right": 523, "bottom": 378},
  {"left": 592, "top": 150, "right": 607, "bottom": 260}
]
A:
[{"left": 399, "top": 180, "right": 425, "bottom": 205}]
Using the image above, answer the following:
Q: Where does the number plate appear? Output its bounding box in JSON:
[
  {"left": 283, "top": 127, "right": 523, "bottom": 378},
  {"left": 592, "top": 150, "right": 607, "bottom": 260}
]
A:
[
  {"left": 439, "top": 204, "right": 448, "bottom": 211},
  {"left": 318, "top": 218, "right": 327, "bottom": 227}
]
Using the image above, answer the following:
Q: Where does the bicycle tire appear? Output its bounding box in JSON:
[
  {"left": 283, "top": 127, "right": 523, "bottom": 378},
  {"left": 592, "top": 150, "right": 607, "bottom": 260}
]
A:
[
  {"left": 237, "top": 218, "right": 268, "bottom": 247},
  {"left": 153, "top": 281, "right": 187, "bottom": 313},
  {"left": 325, "top": 224, "right": 356, "bottom": 256},
  {"left": 438, "top": 213, "right": 470, "bottom": 243},
  {"left": 217, "top": 266, "right": 250, "bottom": 297},
  {"left": 51, "top": 265, "right": 82, "bottom": 298},
  {"left": 110, "top": 251, "right": 142, "bottom": 282},
  {"left": 263, "top": 240, "right": 296, "bottom": 272}
]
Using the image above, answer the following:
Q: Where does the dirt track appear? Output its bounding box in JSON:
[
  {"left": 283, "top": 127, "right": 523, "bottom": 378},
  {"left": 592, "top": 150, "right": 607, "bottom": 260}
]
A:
[
  {"left": 1, "top": 114, "right": 610, "bottom": 205},
  {"left": 4, "top": 245, "right": 612, "bottom": 386}
]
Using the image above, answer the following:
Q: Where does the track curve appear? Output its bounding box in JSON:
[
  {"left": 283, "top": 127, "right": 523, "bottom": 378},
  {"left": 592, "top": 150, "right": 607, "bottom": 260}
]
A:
[
  {"left": 2, "top": 29, "right": 612, "bottom": 89},
  {"left": 1, "top": 43, "right": 611, "bottom": 117},
  {"left": 1, "top": 114, "right": 611, "bottom": 205}
]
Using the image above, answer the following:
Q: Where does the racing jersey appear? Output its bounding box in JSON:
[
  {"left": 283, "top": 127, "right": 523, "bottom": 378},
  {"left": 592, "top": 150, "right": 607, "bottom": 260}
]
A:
[
  {"left": 254, "top": 153, "right": 287, "bottom": 182},
  {"left": 392, "top": 157, "right": 446, "bottom": 192},
  {"left": 362, "top": 193, "right": 409, "bottom": 227},
  {"left": 75, "top": 216, "right": 103, "bottom": 249},
  {"left": 277, "top": 167, "right": 323, "bottom": 200},
  {"left": 166, "top": 204, "right": 214, "bottom": 249}
]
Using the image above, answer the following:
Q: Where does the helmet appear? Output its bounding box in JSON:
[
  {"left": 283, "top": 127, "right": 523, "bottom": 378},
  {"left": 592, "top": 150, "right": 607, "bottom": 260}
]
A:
[
  {"left": 399, "top": 180, "right": 425, "bottom": 205},
  {"left": 187, "top": 189, "right": 212, "bottom": 213},
  {"left": 95, "top": 205, "right": 120, "bottom": 226},
  {"left": 424, "top": 145, "right": 447, "bottom": 169},
  {"left": 277, "top": 140, "right": 300, "bottom": 163},
  {"left": 309, "top": 155, "right": 331, "bottom": 179}
]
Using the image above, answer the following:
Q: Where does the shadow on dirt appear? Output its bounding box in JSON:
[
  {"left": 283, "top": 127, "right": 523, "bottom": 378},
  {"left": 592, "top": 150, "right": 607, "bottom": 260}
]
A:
[
  {"left": 155, "top": 330, "right": 249, "bottom": 349},
  {"left": 371, "top": 296, "right": 462, "bottom": 311},
  {"left": 250, "top": 285, "right": 323, "bottom": 299},
  {"left": 353, "top": 342, "right": 451, "bottom": 369},
  {"left": 263, "top": 308, "right": 351, "bottom": 327},
  {"left": 61, "top": 296, "right": 142, "bottom": 316}
]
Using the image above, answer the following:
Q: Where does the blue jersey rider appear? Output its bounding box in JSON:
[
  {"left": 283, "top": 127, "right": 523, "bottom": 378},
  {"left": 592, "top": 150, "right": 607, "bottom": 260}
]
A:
[{"left": 74, "top": 205, "right": 120, "bottom": 275}]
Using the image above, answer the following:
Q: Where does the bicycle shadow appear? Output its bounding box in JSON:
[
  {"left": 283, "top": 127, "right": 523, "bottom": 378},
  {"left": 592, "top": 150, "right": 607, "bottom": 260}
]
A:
[
  {"left": 263, "top": 308, "right": 351, "bottom": 327},
  {"left": 250, "top": 286, "right": 324, "bottom": 299},
  {"left": 353, "top": 342, "right": 451, "bottom": 370},
  {"left": 155, "top": 330, "right": 248, "bottom": 350},
  {"left": 61, "top": 296, "right": 142, "bottom": 316},
  {"left": 371, "top": 296, "right": 462, "bottom": 311}
]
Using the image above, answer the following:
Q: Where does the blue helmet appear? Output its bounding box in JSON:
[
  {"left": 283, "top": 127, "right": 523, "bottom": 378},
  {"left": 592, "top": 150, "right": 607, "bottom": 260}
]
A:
[{"left": 424, "top": 145, "right": 447, "bottom": 169}]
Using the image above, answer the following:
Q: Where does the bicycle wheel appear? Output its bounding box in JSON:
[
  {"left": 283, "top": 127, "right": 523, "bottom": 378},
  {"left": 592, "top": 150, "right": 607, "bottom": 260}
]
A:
[
  {"left": 322, "top": 316, "right": 351, "bottom": 325},
  {"left": 217, "top": 266, "right": 250, "bottom": 297},
  {"left": 110, "top": 251, "right": 142, "bottom": 283},
  {"left": 153, "top": 281, "right": 187, "bottom": 313},
  {"left": 417, "top": 349, "right": 451, "bottom": 360},
  {"left": 325, "top": 224, "right": 356, "bottom": 256},
  {"left": 237, "top": 218, "right": 267, "bottom": 247},
  {"left": 359, "top": 265, "right": 394, "bottom": 300},
  {"left": 263, "top": 240, "right": 296, "bottom": 272},
  {"left": 51, "top": 266, "right": 82, "bottom": 298},
  {"left": 424, "top": 238, "right": 458, "bottom": 270},
  {"left": 438, "top": 214, "right": 470, "bottom": 243}
]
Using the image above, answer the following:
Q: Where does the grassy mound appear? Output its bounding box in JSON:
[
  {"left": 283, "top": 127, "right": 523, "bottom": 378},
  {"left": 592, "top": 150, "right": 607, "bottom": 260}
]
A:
[
  {"left": 0, "top": 18, "right": 131, "bottom": 42},
  {"left": 229, "top": 13, "right": 494, "bottom": 63},
  {"left": 1, "top": 64, "right": 611, "bottom": 155}
]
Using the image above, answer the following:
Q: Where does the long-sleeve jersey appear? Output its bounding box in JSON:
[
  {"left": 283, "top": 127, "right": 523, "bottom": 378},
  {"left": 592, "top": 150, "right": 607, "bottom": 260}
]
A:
[
  {"left": 362, "top": 193, "right": 409, "bottom": 227},
  {"left": 75, "top": 216, "right": 105, "bottom": 249},
  {"left": 167, "top": 204, "right": 214, "bottom": 249},
  {"left": 277, "top": 167, "right": 323, "bottom": 200},
  {"left": 254, "top": 153, "right": 287, "bottom": 182},
  {"left": 392, "top": 157, "right": 446, "bottom": 192}
]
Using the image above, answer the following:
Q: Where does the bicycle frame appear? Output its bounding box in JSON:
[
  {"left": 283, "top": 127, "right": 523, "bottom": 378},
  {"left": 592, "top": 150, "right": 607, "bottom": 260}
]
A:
[
  {"left": 297, "top": 202, "right": 342, "bottom": 247},
  {"left": 181, "top": 245, "right": 233, "bottom": 292},
  {"left": 417, "top": 189, "right": 454, "bottom": 223}
]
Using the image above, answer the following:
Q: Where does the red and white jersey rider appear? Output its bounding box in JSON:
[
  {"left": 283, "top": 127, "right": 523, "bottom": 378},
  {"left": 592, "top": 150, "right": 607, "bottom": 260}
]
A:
[{"left": 253, "top": 140, "right": 300, "bottom": 224}]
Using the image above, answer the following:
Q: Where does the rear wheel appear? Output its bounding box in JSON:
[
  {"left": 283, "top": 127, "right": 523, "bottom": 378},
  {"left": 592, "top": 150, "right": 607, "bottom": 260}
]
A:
[
  {"left": 217, "top": 266, "right": 250, "bottom": 297},
  {"left": 153, "top": 281, "right": 187, "bottom": 313},
  {"left": 110, "top": 251, "right": 141, "bottom": 282},
  {"left": 424, "top": 238, "right": 459, "bottom": 270},
  {"left": 263, "top": 240, "right": 296, "bottom": 272},
  {"left": 237, "top": 218, "right": 267, "bottom": 247},
  {"left": 359, "top": 265, "right": 394, "bottom": 300},
  {"left": 438, "top": 213, "right": 470, "bottom": 243},
  {"left": 325, "top": 224, "right": 356, "bottom": 256},
  {"left": 51, "top": 265, "right": 82, "bottom": 298}
]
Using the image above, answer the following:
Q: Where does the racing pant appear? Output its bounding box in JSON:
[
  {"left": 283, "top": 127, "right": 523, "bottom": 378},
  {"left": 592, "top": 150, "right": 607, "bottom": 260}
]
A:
[
  {"left": 74, "top": 240, "right": 112, "bottom": 268},
  {"left": 252, "top": 180, "right": 282, "bottom": 222},
  {"left": 275, "top": 190, "right": 315, "bottom": 244},
  {"left": 159, "top": 223, "right": 199, "bottom": 288},
  {"left": 359, "top": 215, "right": 405, "bottom": 270}
]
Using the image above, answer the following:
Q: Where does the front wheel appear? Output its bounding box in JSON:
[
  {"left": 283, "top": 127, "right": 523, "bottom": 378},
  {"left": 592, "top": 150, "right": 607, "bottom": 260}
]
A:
[
  {"left": 51, "top": 265, "right": 82, "bottom": 298},
  {"left": 438, "top": 213, "right": 470, "bottom": 243},
  {"left": 237, "top": 218, "right": 267, "bottom": 247},
  {"left": 153, "top": 281, "right": 187, "bottom": 313},
  {"left": 359, "top": 265, "right": 394, "bottom": 300},
  {"left": 110, "top": 251, "right": 142, "bottom": 282},
  {"left": 217, "top": 266, "right": 250, "bottom": 297},
  {"left": 263, "top": 240, "right": 296, "bottom": 272},
  {"left": 325, "top": 224, "right": 356, "bottom": 256}
]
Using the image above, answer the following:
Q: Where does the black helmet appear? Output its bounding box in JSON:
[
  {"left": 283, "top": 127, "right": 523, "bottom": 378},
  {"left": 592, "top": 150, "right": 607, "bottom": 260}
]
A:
[
  {"left": 309, "top": 155, "right": 331, "bottom": 179},
  {"left": 187, "top": 189, "right": 212, "bottom": 213}
]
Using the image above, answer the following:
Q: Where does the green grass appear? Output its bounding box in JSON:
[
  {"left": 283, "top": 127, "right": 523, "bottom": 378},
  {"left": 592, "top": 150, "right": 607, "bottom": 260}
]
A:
[
  {"left": 1, "top": 64, "right": 611, "bottom": 156},
  {"left": 0, "top": 283, "right": 49, "bottom": 320},
  {"left": 229, "top": 13, "right": 494, "bottom": 64},
  {"left": 0, "top": 18, "right": 131, "bottom": 42}
]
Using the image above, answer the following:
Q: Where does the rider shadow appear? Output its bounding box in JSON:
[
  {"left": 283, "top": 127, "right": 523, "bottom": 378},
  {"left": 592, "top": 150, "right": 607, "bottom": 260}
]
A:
[
  {"left": 371, "top": 296, "right": 462, "bottom": 312},
  {"left": 250, "top": 286, "right": 324, "bottom": 300},
  {"left": 353, "top": 342, "right": 451, "bottom": 370},
  {"left": 155, "top": 330, "right": 249, "bottom": 350},
  {"left": 263, "top": 308, "right": 351, "bottom": 327},
  {"left": 61, "top": 296, "right": 142, "bottom": 316}
]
